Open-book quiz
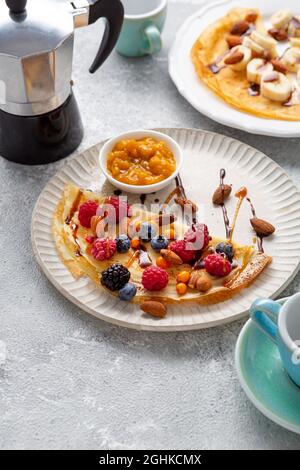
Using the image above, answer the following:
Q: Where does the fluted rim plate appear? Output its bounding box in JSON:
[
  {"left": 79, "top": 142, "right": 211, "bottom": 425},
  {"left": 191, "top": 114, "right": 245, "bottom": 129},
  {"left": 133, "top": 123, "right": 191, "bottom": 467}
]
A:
[
  {"left": 31, "top": 128, "right": 300, "bottom": 331},
  {"left": 169, "top": 0, "right": 300, "bottom": 137}
]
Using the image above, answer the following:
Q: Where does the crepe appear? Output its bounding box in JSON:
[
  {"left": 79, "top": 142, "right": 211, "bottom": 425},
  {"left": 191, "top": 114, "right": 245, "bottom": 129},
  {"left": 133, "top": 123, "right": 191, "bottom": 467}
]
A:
[
  {"left": 191, "top": 7, "right": 300, "bottom": 121},
  {"left": 52, "top": 183, "right": 272, "bottom": 306}
]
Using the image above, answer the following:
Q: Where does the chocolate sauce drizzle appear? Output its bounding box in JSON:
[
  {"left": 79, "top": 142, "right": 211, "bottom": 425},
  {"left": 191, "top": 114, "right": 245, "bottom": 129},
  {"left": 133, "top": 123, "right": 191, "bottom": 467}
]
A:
[
  {"left": 219, "top": 169, "right": 231, "bottom": 239},
  {"left": 247, "top": 197, "right": 264, "bottom": 253},
  {"left": 248, "top": 83, "right": 260, "bottom": 96},
  {"left": 65, "top": 190, "right": 82, "bottom": 225},
  {"left": 175, "top": 175, "right": 197, "bottom": 226}
]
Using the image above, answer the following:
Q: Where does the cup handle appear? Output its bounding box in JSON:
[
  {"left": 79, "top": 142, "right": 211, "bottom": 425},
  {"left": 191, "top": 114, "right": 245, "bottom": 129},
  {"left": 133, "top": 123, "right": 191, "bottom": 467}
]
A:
[
  {"left": 143, "top": 24, "right": 162, "bottom": 54},
  {"left": 250, "top": 299, "right": 281, "bottom": 343}
]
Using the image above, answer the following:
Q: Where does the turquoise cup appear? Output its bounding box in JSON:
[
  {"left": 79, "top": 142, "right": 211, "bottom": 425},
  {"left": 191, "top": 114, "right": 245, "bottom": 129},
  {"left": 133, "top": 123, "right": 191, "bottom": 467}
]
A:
[
  {"left": 250, "top": 294, "right": 300, "bottom": 388},
  {"left": 116, "top": 0, "right": 168, "bottom": 57}
]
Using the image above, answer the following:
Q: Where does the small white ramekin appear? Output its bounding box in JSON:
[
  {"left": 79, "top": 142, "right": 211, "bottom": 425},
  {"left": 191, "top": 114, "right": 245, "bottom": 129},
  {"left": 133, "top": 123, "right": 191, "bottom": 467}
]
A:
[{"left": 99, "top": 130, "right": 183, "bottom": 194}]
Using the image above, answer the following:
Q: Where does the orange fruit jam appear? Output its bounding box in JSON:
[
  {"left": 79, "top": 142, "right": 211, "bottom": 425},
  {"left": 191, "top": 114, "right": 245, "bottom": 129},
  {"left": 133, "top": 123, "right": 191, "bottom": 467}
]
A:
[{"left": 107, "top": 138, "right": 176, "bottom": 186}]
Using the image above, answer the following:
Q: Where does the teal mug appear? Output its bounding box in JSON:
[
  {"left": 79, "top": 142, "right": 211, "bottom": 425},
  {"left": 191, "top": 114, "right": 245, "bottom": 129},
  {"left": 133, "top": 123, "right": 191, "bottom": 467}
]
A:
[
  {"left": 250, "top": 294, "right": 300, "bottom": 387},
  {"left": 116, "top": 0, "right": 168, "bottom": 57}
]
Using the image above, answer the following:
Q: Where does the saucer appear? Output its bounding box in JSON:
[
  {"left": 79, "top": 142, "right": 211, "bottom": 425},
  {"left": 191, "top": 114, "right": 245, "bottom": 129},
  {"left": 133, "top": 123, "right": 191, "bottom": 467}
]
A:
[{"left": 235, "top": 298, "right": 300, "bottom": 434}]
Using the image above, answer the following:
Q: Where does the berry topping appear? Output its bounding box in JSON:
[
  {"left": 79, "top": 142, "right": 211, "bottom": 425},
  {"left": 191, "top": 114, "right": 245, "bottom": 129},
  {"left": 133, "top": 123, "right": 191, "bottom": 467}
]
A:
[
  {"left": 169, "top": 240, "right": 196, "bottom": 263},
  {"left": 101, "top": 263, "right": 130, "bottom": 291},
  {"left": 184, "top": 223, "right": 210, "bottom": 250},
  {"left": 156, "top": 256, "right": 170, "bottom": 269},
  {"left": 176, "top": 271, "right": 191, "bottom": 284},
  {"left": 130, "top": 238, "right": 141, "bottom": 250},
  {"left": 103, "top": 196, "right": 132, "bottom": 223},
  {"left": 116, "top": 234, "right": 131, "bottom": 253},
  {"left": 91, "top": 238, "right": 117, "bottom": 261},
  {"left": 118, "top": 283, "right": 137, "bottom": 301},
  {"left": 151, "top": 235, "right": 169, "bottom": 252},
  {"left": 142, "top": 266, "right": 169, "bottom": 291},
  {"left": 85, "top": 235, "right": 95, "bottom": 244},
  {"left": 78, "top": 200, "right": 99, "bottom": 228},
  {"left": 176, "top": 283, "right": 188, "bottom": 295},
  {"left": 204, "top": 254, "right": 232, "bottom": 277},
  {"left": 139, "top": 222, "right": 156, "bottom": 242},
  {"left": 215, "top": 242, "right": 234, "bottom": 262}
]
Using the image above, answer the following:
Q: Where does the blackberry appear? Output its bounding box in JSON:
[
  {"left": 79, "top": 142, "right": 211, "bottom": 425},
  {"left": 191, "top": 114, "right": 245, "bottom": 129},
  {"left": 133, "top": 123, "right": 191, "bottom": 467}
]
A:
[
  {"left": 101, "top": 263, "right": 130, "bottom": 291},
  {"left": 116, "top": 234, "right": 130, "bottom": 253},
  {"left": 215, "top": 242, "right": 234, "bottom": 262}
]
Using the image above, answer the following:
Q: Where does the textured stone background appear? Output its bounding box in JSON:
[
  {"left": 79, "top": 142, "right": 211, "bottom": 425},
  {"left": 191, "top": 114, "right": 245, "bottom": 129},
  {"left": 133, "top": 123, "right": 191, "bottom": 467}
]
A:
[{"left": 1, "top": 0, "right": 300, "bottom": 450}]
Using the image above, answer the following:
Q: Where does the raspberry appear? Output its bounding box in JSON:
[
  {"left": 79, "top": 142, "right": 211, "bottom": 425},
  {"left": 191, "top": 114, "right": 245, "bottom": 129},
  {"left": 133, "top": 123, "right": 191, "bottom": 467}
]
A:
[
  {"left": 142, "top": 266, "right": 169, "bottom": 291},
  {"left": 169, "top": 240, "right": 196, "bottom": 263},
  {"left": 85, "top": 235, "right": 95, "bottom": 244},
  {"left": 91, "top": 238, "right": 117, "bottom": 261},
  {"left": 78, "top": 200, "right": 99, "bottom": 228},
  {"left": 184, "top": 223, "right": 210, "bottom": 251},
  {"left": 204, "top": 254, "right": 232, "bottom": 277},
  {"left": 103, "top": 196, "right": 132, "bottom": 223}
]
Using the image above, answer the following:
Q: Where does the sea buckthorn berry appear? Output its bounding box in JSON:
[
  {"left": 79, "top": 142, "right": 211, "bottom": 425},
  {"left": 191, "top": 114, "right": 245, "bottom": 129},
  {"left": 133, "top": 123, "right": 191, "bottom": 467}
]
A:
[
  {"left": 176, "top": 283, "right": 188, "bottom": 295},
  {"left": 156, "top": 256, "right": 170, "bottom": 269},
  {"left": 177, "top": 271, "right": 191, "bottom": 284},
  {"left": 131, "top": 239, "right": 140, "bottom": 250}
]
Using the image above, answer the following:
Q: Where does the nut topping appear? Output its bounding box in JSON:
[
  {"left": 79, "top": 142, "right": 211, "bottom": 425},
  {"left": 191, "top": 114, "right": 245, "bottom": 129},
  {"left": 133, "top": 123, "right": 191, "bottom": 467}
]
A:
[
  {"left": 230, "top": 20, "right": 250, "bottom": 36},
  {"left": 245, "top": 12, "right": 258, "bottom": 23},
  {"left": 271, "top": 59, "right": 287, "bottom": 74},
  {"left": 174, "top": 197, "right": 198, "bottom": 213},
  {"left": 160, "top": 249, "right": 183, "bottom": 266},
  {"left": 188, "top": 270, "right": 212, "bottom": 292},
  {"left": 212, "top": 184, "right": 232, "bottom": 205},
  {"left": 224, "top": 51, "right": 244, "bottom": 65},
  {"left": 226, "top": 35, "right": 243, "bottom": 49},
  {"left": 140, "top": 301, "right": 167, "bottom": 318},
  {"left": 268, "top": 28, "right": 288, "bottom": 41},
  {"left": 250, "top": 217, "right": 275, "bottom": 237}
]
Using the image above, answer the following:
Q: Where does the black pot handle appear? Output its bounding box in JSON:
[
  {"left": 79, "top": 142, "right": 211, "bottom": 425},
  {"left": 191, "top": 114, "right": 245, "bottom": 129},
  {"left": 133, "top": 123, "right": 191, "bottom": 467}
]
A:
[{"left": 88, "top": 0, "right": 124, "bottom": 74}]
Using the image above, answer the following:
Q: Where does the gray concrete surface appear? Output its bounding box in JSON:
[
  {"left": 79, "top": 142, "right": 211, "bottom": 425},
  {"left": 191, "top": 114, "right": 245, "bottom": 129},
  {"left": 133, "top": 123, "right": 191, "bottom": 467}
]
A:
[{"left": 1, "top": 0, "right": 300, "bottom": 450}]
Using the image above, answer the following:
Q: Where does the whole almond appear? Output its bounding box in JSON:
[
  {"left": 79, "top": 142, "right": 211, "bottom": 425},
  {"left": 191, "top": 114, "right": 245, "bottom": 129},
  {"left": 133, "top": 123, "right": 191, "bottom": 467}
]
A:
[
  {"left": 188, "top": 270, "right": 212, "bottom": 292},
  {"left": 271, "top": 59, "right": 287, "bottom": 74},
  {"left": 196, "top": 271, "right": 212, "bottom": 293},
  {"left": 141, "top": 301, "right": 167, "bottom": 318},
  {"left": 268, "top": 28, "right": 288, "bottom": 41},
  {"left": 212, "top": 184, "right": 232, "bottom": 205},
  {"left": 224, "top": 51, "right": 244, "bottom": 65},
  {"left": 230, "top": 20, "right": 250, "bottom": 36},
  {"left": 174, "top": 197, "right": 198, "bottom": 213},
  {"left": 226, "top": 35, "right": 243, "bottom": 49},
  {"left": 160, "top": 249, "right": 183, "bottom": 265},
  {"left": 250, "top": 217, "right": 275, "bottom": 237},
  {"left": 245, "top": 12, "right": 258, "bottom": 23}
]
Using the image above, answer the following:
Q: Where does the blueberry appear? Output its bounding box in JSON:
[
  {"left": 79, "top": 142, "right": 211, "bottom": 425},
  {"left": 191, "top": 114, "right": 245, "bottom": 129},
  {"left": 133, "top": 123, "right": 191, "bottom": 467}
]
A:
[
  {"left": 118, "top": 283, "right": 137, "bottom": 301},
  {"left": 151, "top": 235, "right": 169, "bottom": 252},
  {"left": 216, "top": 242, "right": 234, "bottom": 261},
  {"left": 139, "top": 222, "right": 156, "bottom": 242},
  {"left": 116, "top": 234, "right": 130, "bottom": 253}
]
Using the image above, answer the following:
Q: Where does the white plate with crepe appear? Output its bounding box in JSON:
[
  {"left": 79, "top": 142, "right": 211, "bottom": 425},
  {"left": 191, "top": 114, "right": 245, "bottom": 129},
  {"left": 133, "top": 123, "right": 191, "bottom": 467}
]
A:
[
  {"left": 169, "top": 0, "right": 300, "bottom": 137},
  {"left": 31, "top": 128, "right": 300, "bottom": 331}
]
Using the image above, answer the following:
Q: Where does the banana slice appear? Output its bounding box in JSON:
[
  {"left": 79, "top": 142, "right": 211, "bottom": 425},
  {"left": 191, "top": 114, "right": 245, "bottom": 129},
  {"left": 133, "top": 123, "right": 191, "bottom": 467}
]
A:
[
  {"left": 226, "top": 45, "right": 252, "bottom": 71},
  {"left": 282, "top": 47, "right": 300, "bottom": 72},
  {"left": 243, "top": 36, "right": 264, "bottom": 55},
  {"left": 247, "top": 58, "right": 274, "bottom": 84},
  {"left": 290, "top": 37, "right": 300, "bottom": 47},
  {"left": 270, "top": 9, "right": 293, "bottom": 29},
  {"left": 261, "top": 71, "right": 292, "bottom": 102},
  {"left": 288, "top": 17, "right": 300, "bottom": 38},
  {"left": 250, "top": 31, "right": 277, "bottom": 51}
]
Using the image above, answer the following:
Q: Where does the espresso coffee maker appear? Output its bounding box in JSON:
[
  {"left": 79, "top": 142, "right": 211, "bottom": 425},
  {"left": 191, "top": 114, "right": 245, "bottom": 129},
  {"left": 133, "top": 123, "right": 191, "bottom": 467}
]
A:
[{"left": 0, "top": 0, "right": 124, "bottom": 164}]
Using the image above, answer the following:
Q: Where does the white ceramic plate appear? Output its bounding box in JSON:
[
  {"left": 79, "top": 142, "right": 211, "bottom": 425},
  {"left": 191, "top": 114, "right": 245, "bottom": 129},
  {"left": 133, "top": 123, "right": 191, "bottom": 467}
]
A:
[
  {"left": 32, "top": 128, "right": 300, "bottom": 331},
  {"left": 169, "top": 0, "right": 300, "bottom": 137}
]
